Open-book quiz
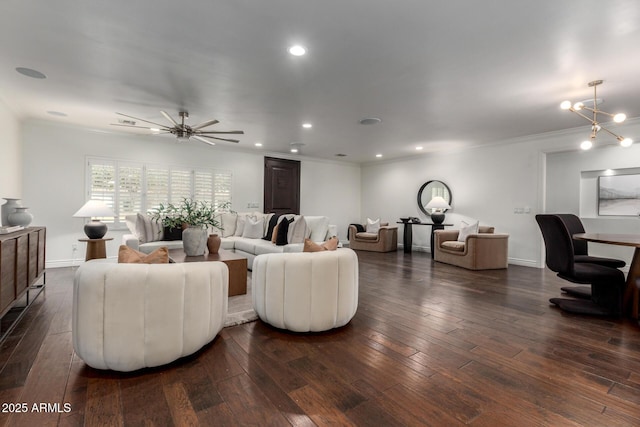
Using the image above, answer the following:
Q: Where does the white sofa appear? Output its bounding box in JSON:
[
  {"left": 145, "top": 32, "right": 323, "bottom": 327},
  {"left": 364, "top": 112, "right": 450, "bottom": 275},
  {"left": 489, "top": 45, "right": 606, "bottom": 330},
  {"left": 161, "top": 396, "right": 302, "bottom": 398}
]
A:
[
  {"left": 252, "top": 248, "right": 359, "bottom": 332},
  {"left": 123, "top": 213, "right": 337, "bottom": 270},
  {"left": 72, "top": 259, "right": 228, "bottom": 372}
]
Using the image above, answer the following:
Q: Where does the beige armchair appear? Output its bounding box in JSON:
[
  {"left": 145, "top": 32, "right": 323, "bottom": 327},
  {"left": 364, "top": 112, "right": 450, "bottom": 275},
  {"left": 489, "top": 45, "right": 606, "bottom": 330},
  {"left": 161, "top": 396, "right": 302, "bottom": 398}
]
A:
[
  {"left": 348, "top": 223, "right": 398, "bottom": 252},
  {"left": 433, "top": 226, "right": 509, "bottom": 270}
]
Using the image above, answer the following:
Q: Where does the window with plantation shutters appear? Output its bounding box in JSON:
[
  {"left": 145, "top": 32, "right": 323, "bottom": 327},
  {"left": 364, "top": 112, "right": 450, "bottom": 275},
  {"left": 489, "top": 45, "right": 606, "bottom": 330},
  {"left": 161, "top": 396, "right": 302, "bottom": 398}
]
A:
[{"left": 87, "top": 157, "right": 232, "bottom": 226}]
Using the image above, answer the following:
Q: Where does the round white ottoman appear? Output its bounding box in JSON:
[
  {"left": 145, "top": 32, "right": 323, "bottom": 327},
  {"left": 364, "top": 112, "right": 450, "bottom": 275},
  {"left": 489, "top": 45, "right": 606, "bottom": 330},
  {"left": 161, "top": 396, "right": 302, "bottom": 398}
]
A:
[
  {"left": 73, "top": 260, "right": 228, "bottom": 372},
  {"left": 252, "top": 248, "right": 359, "bottom": 332}
]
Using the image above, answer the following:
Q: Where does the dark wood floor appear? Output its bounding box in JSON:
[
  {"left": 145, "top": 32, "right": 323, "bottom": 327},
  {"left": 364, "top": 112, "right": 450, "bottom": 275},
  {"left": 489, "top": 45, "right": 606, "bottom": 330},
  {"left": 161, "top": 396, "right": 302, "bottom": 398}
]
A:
[{"left": 1, "top": 250, "right": 639, "bottom": 426}]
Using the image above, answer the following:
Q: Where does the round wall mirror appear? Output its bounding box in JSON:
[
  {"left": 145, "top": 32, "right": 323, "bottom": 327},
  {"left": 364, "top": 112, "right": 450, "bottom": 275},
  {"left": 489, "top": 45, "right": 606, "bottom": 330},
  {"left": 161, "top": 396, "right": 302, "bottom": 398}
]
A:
[{"left": 417, "top": 180, "right": 452, "bottom": 216}]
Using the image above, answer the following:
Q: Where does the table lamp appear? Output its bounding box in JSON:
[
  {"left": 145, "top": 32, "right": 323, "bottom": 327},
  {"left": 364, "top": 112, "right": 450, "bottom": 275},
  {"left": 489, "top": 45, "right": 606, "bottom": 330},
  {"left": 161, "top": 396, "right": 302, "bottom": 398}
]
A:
[
  {"left": 425, "top": 196, "right": 451, "bottom": 224},
  {"left": 73, "top": 200, "right": 115, "bottom": 239}
]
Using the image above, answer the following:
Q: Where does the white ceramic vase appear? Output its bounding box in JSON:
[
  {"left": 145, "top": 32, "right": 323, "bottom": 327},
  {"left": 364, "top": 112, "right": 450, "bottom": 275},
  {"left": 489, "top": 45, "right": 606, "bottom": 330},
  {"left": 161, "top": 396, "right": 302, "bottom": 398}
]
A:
[
  {"left": 182, "top": 226, "right": 208, "bottom": 256},
  {"left": 7, "top": 207, "right": 33, "bottom": 227},
  {"left": 2, "top": 198, "right": 21, "bottom": 226}
]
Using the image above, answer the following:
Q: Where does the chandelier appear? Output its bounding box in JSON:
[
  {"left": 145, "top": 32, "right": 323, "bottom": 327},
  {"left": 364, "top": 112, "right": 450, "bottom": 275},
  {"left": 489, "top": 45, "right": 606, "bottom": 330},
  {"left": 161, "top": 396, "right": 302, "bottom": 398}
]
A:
[{"left": 560, "top": 80, "right": 633, "bottom": 150}]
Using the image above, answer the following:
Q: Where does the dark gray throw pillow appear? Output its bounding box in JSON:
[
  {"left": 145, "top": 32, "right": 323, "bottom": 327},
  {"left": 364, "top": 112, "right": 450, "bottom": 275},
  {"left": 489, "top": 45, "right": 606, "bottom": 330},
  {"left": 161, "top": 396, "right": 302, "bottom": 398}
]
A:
[{"left": 275, "top": 218, "right": 293, "bottom": 246}]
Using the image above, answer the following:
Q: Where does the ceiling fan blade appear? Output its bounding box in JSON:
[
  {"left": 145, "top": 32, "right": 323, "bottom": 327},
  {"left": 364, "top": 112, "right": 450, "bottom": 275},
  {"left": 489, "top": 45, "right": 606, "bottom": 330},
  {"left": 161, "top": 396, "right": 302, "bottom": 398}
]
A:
[
  {"left": 115, "top": 112, "right": 168, "bottom": 128},
  {"left": 198, "top": 135, "right": 240, "bottom": 143},
  {"left": 197, "top": 130, "right": 244, "bottom": 135},
  {"left": 110, "top": 123, "right": 168, "bottom": 131},
  {"left": 192, "top": 135, "right": 216, "bottom": 146},
  {"left": 161, "top": 110, "right": 180, "bottom": 128},
  {"left": 192, "top": 119, "right": 220, "bottom": 130}
]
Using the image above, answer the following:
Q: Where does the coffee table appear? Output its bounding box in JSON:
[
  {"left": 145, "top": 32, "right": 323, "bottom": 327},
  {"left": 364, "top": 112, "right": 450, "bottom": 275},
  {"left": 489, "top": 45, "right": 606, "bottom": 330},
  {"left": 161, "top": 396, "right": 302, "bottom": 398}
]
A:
[{"left": 168, "top": 249, "right": 247, "bottom": 296}]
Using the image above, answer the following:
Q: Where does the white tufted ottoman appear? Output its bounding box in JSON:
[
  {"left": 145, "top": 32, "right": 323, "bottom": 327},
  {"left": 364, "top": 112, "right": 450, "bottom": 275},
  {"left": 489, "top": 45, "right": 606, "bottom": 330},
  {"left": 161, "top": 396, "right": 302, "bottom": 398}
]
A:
[
  {"left": 73, "top": 260, "right": 228, "bottom": 372},
  {"left": 252, "top": 248, "right": 359, "bottom": 332}
]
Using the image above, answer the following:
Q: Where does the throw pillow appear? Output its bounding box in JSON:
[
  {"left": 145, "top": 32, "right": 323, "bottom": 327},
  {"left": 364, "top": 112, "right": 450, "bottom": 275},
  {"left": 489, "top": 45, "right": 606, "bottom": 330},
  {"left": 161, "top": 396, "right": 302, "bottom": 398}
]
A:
[
  {"left": 135, "top": 213, "right": 163, "bottom": 243},
  {"left": 303, "top": 238, "right": 325, "bottom": 252},
  {"left": 220, "top": 212, "right": 237, "bottom": 237},
  {"left": 288, "top": 215, "right": 309, "bottom": 244},
  {"left": 275, "top": 218, "right": 293, "bottom": 246},
  {"left": 242, "top": 216, "right": 265, "bottom": 239},
  {"left": 271, "top": 223, "right": 279, "bottom": 243},
  {"left": 322, "top": 236, "right": 339, "bottom": 251},
  {"left": 118, "top": 245, "right": 169, "bottom": 264},
  {"left": 262, "top": 213, "right": 280, "bottom": 241},
  {"left": 457, "top": 220, "right": 479, "bottom": 242},
  {"left": 234, "top": 215, "right": 247, "bottom": 237},
  {"left": 163, "top": 225, "right": 183, "bottom": 241},
  {"left": 366, "top": 218, "right": 381, "bottom": 234}
]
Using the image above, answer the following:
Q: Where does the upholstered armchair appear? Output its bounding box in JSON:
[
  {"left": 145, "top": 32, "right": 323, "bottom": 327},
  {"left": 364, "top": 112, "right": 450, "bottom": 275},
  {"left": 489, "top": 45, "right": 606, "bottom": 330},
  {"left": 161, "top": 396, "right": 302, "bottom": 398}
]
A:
[
  {"left": 433, "top": 226, "right": 509, "bottom": 270},
  {"left": 348, "top": 222, "right": 398, "bottom": 252}
]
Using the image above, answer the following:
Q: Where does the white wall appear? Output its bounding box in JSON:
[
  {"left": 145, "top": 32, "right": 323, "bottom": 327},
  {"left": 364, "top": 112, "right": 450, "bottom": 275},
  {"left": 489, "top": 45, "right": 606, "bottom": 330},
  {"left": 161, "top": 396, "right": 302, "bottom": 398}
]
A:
[
  {"left": 0, "top": 98, "right": 21, "bottom": 201},
  {"left": 21, "top": 120, "right": 360, "bottom": 267},
  {"left": 361, "top": 140, "right": 544, "bottom": 267}
]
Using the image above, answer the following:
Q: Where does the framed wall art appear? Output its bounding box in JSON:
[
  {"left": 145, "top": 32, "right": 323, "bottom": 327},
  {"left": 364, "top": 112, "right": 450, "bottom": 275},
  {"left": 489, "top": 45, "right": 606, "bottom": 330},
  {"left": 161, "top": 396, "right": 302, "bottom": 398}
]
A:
[{"left": 598, "top": 173, "right": 640, "bottom": 216}]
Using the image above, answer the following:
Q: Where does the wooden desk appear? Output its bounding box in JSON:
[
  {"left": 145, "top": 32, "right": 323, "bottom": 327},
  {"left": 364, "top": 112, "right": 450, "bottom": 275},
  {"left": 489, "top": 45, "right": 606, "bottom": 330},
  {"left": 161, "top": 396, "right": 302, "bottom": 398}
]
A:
[
  {"left": 397, "top": 221, "right": 452, "bottom": 257},
  {"left": 79, "top": 237, "right": 113, "bottom": 261},
  {"left": 169, "top": 249, "right": 247, "bottom": 296},
  {"left": 574, "top": 233, "right": 640, "bottom": 319}
]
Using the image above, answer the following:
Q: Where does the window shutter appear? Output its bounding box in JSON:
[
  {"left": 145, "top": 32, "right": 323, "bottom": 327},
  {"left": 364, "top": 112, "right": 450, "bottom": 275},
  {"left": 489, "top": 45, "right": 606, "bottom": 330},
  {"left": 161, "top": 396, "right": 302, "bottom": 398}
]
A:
[
  {"left": 88, "top": 161, "right": 116, "bottom": 221},
  {"left": 146, "top": 167, "right": 170, "bottom": 211},
  {"left": 194, "top": 171, "right": 213, "bottom": 202},
  {"left": 170, "top": 169, "right": 192, "bottom": 203},
  {"left": 117, "top": 164, "right": 143, "bottom": 222},
  {"left": 213, "top": 171, "right": 232, "bottom": 208}
]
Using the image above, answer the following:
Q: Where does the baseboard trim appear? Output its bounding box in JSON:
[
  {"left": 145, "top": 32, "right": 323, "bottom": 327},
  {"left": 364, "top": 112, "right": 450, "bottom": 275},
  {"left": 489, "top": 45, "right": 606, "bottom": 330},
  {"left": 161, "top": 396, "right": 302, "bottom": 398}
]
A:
[{"left": 508, "top": 257, "right": 541, "bottom": 268}]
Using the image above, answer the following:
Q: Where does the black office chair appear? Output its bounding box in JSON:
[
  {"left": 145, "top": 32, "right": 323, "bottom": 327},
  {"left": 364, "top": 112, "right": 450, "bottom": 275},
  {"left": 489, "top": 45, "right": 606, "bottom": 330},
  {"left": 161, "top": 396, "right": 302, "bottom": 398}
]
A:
[
  {"left": 555, "top": 213, "right": 626, "bottom": 299},
  {"left": 536, "top": 214, "right": 625, "bottom": 316}
]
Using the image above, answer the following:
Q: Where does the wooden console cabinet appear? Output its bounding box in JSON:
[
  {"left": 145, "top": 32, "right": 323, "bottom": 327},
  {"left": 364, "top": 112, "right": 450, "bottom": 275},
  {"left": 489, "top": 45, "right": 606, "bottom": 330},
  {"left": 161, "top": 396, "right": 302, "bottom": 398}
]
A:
[{"left": 0, "top": 227, "right": 46, "bottom": 319}]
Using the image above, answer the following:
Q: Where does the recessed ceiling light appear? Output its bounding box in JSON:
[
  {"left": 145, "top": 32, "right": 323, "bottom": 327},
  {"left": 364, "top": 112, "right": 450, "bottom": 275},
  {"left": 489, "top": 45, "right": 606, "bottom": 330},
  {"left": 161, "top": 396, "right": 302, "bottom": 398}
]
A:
[
  {"left": 290, "top": 148, "right": 299, "bottom": 153},
  {"left": 46, "top": 111, "right": 67, "bottom": 117},
  {"left": 375, "top": 154, "right": 383, "bottom": 158},
  {"left": 290, "top": 142, "right": 304, "bottom": 153},
  {"left": 302, "top": 123, "right": 312, "bottom": 129},
  {"left": 16, "top": 67, "right": 46, "bottom": 79},
  {"left": 288, "top": 45, "right": 307, "bottom": 56},
  {"left": 255, "top": 142, "right": 263, "bottom": 147},
  {"left": 416, "top": 146, "right": 423, "bottom": 151},
  {"left": 359, "top": 117, "right": 382, "bottom": 125},
  {"left": 149, "top": 128, "right": 160, "bottom": 132}
]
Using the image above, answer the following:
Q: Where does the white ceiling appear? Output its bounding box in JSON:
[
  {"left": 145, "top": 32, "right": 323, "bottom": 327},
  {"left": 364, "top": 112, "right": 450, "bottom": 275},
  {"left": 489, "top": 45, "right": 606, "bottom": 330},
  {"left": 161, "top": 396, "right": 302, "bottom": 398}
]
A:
[{"left": 2, "top": 0, "right": 640, "bottom": 163}]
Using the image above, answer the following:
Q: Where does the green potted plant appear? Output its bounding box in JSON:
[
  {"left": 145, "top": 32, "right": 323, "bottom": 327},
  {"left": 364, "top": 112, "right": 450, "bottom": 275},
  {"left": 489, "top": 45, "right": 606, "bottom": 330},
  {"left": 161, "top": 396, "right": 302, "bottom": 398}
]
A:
[{"left": 150, "top": 198, "right": 229, "bottom": 256}]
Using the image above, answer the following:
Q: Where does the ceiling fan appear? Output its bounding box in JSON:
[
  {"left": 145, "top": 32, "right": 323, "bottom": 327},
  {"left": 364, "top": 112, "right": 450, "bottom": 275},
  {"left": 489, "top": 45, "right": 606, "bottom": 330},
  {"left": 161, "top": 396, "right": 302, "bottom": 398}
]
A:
[{"left": 112, "top": 111, "right": 244, "bottom": 145}]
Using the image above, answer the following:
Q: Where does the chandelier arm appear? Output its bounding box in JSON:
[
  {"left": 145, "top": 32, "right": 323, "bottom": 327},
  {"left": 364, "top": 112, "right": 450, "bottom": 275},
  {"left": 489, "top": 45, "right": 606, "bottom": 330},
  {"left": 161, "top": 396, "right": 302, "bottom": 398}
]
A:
[
  {"left": 598, "top": 125, "right": 624, "bottom": 140},
  {"left": 571, "top": 109, "right": 597, "bottom": 123}
]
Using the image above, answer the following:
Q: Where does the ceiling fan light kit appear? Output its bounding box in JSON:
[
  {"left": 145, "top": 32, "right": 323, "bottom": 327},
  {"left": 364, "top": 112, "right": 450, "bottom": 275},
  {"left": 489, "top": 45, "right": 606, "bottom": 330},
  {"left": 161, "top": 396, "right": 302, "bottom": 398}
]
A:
[
  {"left": 560, "top": 80, "right": 633, "bottom": 150},
  {"left": 112, "top": 110, "right": 244, "bottom": 146}
]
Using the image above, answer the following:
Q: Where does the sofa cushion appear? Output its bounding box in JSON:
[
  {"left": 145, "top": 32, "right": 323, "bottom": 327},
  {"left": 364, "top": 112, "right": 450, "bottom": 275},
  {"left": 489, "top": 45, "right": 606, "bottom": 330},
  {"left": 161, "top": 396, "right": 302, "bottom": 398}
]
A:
[
  {"left": 441, "top": 241, "right": 465, "bottom": 252},
  {"left": 138, "top": 240, "right": 184, "bottom": 254},
  {"left": 234, "top": 238, "right": 258, "bottom": 254},
  {"left": 355, "top": 232, "right": 378, "bottom": 241},
  {"left": 263, "top": 213, "right": 280, "bottom": 241},
  {"left": 458, "top": 220, "right": 479, "bottom": 242},
  {"left": 136, "top": 213, "right": 163, "bottom": 243},
  {"left": 305, "top": 216, "right": 330, "bottom": 241},
  {"left": 242, "top": 216, "right": 264, "bottom": 239},
  {"left": 275, "top": 218, "right": 293, "bottom": 246},
  {"left": 118, "top": 245, "right": 169, "bottom": 264},
  {"left": 366, "top": 218, "right": 381, "bottom": 234},
  {"left": 253, "top": 240, "right": 285, "bottom": 255},
  {"left": 219, "top": 212, "right": 237, "bottom": 237},
  {"left": 288, "top": 215, "right": 309, "bottom": 244}
]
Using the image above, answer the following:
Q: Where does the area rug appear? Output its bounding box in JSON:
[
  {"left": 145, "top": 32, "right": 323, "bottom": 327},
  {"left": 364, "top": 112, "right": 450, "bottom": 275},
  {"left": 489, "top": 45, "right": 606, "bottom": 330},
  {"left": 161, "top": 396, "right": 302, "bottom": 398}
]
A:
[{"left": 224, "top": 272, "right": 258, "bottom": 327}]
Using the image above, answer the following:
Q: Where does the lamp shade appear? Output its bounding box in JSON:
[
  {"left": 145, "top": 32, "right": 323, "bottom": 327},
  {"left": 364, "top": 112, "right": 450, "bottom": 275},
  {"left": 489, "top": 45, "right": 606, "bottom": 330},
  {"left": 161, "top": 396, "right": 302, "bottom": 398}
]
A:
[
  {"left": 73, "top": 200, "right": 114, "bottom": 239},
  {"left": 73, "top": 200, "right": 115, "bottom": 218},
  {"left": 425, "top": 196, "right": 451, "bottom": 211}
]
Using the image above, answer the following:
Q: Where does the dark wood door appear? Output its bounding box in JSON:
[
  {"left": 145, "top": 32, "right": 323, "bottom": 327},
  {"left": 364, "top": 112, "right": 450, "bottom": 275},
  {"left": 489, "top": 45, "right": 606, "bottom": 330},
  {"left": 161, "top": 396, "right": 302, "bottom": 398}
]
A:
[{"left": 264, "top": 157, "right": 300, "bottom": 215}]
